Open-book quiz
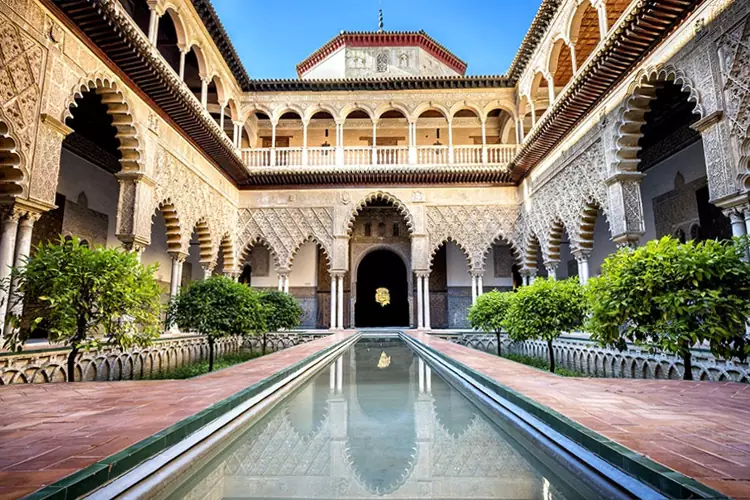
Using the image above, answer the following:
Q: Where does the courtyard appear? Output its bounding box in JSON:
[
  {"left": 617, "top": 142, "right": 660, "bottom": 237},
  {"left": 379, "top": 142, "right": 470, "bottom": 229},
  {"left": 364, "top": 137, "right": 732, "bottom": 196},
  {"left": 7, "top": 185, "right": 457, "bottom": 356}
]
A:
[{"left": 1, "top": 0, "right": 750, "bottom": 497}]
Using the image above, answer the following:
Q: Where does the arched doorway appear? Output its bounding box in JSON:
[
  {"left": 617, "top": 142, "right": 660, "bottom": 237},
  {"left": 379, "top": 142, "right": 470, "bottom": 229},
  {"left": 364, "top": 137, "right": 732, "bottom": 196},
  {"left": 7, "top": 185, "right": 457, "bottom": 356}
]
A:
[{"left": 356, "top": 249, "right": 409, "bottom": 327}]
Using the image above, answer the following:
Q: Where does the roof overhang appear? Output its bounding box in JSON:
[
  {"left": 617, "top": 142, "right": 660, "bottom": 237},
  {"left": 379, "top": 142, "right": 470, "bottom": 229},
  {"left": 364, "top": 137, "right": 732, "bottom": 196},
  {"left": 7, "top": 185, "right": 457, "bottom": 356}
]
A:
[
  {"left": 49, "top": 0, "right": 250, "bottom": 184},
  {"left": 511, "top": 0, "right": 704, "bottom": 179},
  {"left": 241, "top": 164, "right": 514, "bottom": 187}
]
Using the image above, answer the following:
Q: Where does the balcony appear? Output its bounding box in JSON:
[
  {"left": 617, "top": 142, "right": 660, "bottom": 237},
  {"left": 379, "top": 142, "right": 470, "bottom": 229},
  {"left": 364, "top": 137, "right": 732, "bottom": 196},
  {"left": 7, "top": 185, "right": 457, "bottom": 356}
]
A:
[{"left": 241, "top": 144, "right": 517, "bottom": 169}]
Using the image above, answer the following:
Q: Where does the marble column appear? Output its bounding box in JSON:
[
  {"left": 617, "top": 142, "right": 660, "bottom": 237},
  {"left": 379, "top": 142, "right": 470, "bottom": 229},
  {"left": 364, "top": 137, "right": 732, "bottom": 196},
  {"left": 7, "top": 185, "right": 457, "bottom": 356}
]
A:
[
  {"left": 168, "top": 252, "right": 187, "bottom": 299},
  {"left": 545, "top": 261, "right": 559, "bottom": 280},
  {"left": 202, "top": 264, "right": 214, "bottom": 280},
  {"left": 574, "top": 251, "right": 591, "bottom": 284},
  {"left": 423, "top": 273, "right": 431, "bottom": 331},
  {"left": 284, "top": 274, "right": 290, "bottom": 294},
  {"left": 480, "top": 119, "right": 487, "bottom": 163},
  {"left": 477, "top": 274, "right": 483, "bottom": 296},
  {"left": 270, "top": 122, "right": 277, "bottom": 166},
  {"left": 219, "top": 104, "right": 226, "bottom": 134},
  {"left": 470, "top": 274, "right": 477, "bottom": 305},
  {"left": 547, "top": 75, "right": 556, "bottom": 103},
  {"left": 302, "top": 120, "right": 309, "bottom": 166},
  {"left": 277, "top": 273, "right": 283, "bottom": 292},
  {"left": 0, "top": 210, "right": 20, "bottom": 333},
  {"left": 371, "top": 120, "right": 377, "bottom": 165},
  {"left": 330, "top": 272, "right": 338, "bottom": 330},
  {"left": 200, "top": 78, "right": 208, "bottom": 109},
  {"left": 337, "top": 274, "right": 344, "bottom": 330},
  {"left": 178, "top": 48, "right": 186, "bottom": 80},
  {"left": 416, "top": 273, "right": 424, "bottom": 330},
  {"left": 447, "top": 119, "right": 454, "bottom": 164},
  {"left": 7, "top": 212, "right": 40, "bottom": 327}
]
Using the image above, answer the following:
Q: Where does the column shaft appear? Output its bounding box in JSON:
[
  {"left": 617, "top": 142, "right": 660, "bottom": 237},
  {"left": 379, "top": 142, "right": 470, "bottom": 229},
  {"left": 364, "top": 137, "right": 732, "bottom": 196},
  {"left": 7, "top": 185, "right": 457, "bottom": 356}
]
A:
[
  {"left": 0, "top": 214, "right": 20, "bottom": 331},
  {"left": 416, "top": 274, "right": 424, "bottom": 330},
  {"left": 423, "top": 274, "right": 431, "bottom": 330},
  {"left": 447, "top": 119, "right": 454, "bottom": 164},
  {"left": 337, "top": 275, "right": 344, "bottom": 329},
  {"left": 179, "top": 50, "right": 186, "bottom": 79},
  {"left": 470, "top": 275, "right": 477, "bottom": 305},
  {"left": 330, "top": 274, "right": 338, "bottom": 330},
  {"left": 283, "top": 275, "right": 289, "bottom": 294},
  {"left": 8, "top": 214, "right": 37, "bottom": 324},
  {"left": 477, "top": 275, "right": 483, "bottom": 296}
]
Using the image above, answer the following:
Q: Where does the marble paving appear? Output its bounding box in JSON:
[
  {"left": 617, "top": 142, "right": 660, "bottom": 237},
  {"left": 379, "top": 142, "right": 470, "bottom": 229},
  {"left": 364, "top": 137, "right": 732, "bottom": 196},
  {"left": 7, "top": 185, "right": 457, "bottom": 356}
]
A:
[
  {"left": 0, "top": 332, "right": 354, "bottom": 499},
  {"left": 409, "top": 331, "right": 750, "bottom": 499}
]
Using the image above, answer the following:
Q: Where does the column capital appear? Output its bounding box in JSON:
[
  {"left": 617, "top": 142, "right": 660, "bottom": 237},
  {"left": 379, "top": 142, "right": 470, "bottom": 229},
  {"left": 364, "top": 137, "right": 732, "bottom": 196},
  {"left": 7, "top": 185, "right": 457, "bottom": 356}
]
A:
[
  {"left": 518, "top": 267, "right": 537, "bottom": 278},
  {"left": 415, "top": 270, "right": 431, "bottom": 279},
  {"left": 330, "top": 270, "right": 346, "bottom": 278},
  {"left": 722, "top": 203, "right": 750, "bottom": 221},
  {"left": 168, "top": 251, "right": 189, "bottom": 263},
  {"left": 470, "top": 269, "right": 485, "bottom": 278},
  {"left": 572, "top": 248, "right": 591, "bottom": 262}
]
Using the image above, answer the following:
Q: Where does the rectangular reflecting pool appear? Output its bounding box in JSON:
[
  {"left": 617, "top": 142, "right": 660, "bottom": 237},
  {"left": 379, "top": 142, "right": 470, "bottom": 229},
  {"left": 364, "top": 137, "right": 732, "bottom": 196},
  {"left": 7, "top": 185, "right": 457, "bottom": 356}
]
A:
[{"left": 162, "top": 338, "right": 607, "bottom": 499}]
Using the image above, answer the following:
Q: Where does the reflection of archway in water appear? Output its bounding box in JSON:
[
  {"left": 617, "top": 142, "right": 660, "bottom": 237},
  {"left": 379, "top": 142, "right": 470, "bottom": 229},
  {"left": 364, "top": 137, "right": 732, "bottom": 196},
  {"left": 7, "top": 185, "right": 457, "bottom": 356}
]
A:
[
  {"left": 355, "top": 250, "right": 409, "bottom": 327},
  {"left": 432, "top": 375, "right": 477, "bottom": 437},
  {"left": 284, "top": 371, "right": 330, "bottom": 439},
  {"left": 347, "top": 339, "right": 416, "bottom": 494}
]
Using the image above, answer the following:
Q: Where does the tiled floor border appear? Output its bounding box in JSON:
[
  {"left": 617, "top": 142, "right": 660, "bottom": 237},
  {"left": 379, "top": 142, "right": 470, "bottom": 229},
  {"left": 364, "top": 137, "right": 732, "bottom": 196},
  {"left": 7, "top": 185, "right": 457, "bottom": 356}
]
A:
[
  {"left": 402, "top": 332, "right": 728, "bottom": 500},
  {"left": 25, "top": 333, "right": 359, "bottom": 500}
]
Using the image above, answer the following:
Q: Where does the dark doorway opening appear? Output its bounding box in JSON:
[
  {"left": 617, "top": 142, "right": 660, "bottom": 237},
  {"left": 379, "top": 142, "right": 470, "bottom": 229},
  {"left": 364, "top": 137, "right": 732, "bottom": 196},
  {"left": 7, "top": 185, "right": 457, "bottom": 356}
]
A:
[{"left": 356, "top": 250, "right": 409, "bottom": 327}]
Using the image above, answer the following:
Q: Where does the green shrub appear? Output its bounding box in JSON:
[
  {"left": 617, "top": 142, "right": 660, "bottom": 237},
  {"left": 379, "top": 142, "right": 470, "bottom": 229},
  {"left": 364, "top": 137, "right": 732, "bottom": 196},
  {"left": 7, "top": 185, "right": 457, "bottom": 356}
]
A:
[
  {"left": 149, "top": 350, "right": 262, "bottom": 379},
  {"left": 503, "top": 277, "right": 585, "bottom": 373},
  {"left": 259, "top": 291, "right": 302, "bottom": 354},
  {"left": 468, "top": 290, "right": 515, "bottom": 356},
  {"left": 170, "top": 276, "right": 266, "bottom": 371},
  {"left": 586, "top": 236, "right": 750, "bottom": 380},
  {"left": 5, "top": 237, "right": 163, "bottom": 382}
]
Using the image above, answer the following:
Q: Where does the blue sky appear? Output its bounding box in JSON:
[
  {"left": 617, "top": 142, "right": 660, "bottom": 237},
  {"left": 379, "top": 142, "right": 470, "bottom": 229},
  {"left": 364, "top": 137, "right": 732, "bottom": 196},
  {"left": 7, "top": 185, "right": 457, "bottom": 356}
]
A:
[{"left": 211, "top": 0, "right": 540, "bottom": 79}]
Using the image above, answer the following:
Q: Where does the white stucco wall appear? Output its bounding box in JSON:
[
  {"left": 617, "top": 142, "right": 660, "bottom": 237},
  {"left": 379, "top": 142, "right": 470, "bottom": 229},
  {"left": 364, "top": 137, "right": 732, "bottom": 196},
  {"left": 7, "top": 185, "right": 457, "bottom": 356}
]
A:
[
  {"left": 639, "top": 141, "right": 706, "bottom": 244},
  {"left": 289, "top": 241, "right": 318, "bottom": 287},
  {"left": 57, "top": 149, "right": 121, "bottom": 249},
  {"left": 588, "top": 209, "right": 618, "bottom": 277},
  {"left": 444, "top": 244, "right": 513, "bottom": 288},
  {"left": 301, "top": 47, "right": 346, "bottom": 79}
]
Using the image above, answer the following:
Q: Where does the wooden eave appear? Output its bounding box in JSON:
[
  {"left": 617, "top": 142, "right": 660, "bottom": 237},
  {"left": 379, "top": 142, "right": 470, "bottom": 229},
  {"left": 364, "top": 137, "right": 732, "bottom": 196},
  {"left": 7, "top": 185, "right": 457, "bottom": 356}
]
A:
[
  {"left": 50, "top": 0, "right": 251, "bottom": 184},
  {"left": 240, "top": 165, "right": 515, "bottom": 187},
  {"left": 511, "top": 0, "right": 703, "bottom": 179}
]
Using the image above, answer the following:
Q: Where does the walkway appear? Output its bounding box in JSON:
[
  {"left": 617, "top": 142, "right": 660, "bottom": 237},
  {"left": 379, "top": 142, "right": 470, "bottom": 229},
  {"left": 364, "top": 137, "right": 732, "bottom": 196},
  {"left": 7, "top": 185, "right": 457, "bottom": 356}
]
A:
[
  {"left": 409, "top": 332, "right": 750, "bottom": 499},
  {"left": 0, "top": 332, "right": 353, "bottom": 499}
]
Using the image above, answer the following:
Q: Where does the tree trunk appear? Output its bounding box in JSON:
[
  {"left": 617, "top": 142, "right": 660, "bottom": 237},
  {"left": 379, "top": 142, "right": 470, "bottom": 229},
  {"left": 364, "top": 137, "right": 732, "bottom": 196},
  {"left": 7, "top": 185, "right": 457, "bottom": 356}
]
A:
[
  {"left": 495, "top": 331, "right": 502, "bottom": 357},
  {"left": 682, "top": 347, "right": 693, "bottom": 381},
  {"left": 66, "top": 345, "right": 79, "bottom": 382},
  {"left": 547, "top": 339, "right": 556, "bottom": 373},
  {"left": 208, "top": 337, "right": 215, "bottom": 372},
  {"left": 262, "top": 333, "right": 267, "bottom": 355}
]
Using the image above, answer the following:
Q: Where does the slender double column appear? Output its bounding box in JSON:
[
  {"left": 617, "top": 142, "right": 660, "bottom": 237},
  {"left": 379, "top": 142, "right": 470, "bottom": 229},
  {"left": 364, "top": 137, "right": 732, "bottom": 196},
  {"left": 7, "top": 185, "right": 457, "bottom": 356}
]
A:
[
  {"left": 572, "top": 250, "right": 591, "bottom": 285},
  {"left": 168, "top": 252, "right": 188, "bottom": 299},
  {"left": 470, "top": 271, "right": 484, "bottom": 305},
  {"left": 416, "top": 272, "right": 431, "bottom": 330},
  {"left": 329, "top": 271, "right": 345, "bottom": 330},
  {"left": 277, "top": 271, "right": 290, "bottom": 293}
]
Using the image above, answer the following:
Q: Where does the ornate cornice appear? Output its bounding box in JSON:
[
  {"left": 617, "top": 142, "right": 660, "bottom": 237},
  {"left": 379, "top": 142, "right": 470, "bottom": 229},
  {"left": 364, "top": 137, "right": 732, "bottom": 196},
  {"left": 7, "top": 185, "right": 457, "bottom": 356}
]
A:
[
  {"left": 296, "top": 31, "right": 468, "bottom": 78},
  {"left": 244, "top": 75, "right": 511, "bottom": 92}
]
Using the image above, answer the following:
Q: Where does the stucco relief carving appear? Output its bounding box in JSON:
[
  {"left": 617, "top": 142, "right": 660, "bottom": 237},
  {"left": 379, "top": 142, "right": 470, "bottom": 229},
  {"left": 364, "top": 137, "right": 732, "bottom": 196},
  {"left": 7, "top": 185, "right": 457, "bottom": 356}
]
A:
[
  {"left": 236, "top": 207, "right": 334, "bottom": 270},
  {"left": 425, "top": 205, "right": 519, "bottom": 272},
  {"left": 151, "top": 147, "right": 236, "bottom": 260},
  {"left": 523, "top": 141, "right": 609, "bottom": 261},
  {"left": 0, "top": 13, "right": 45, "bottom": 195},
  {"left": 718, "top": 14, "right": 750, "bottom": 186}
]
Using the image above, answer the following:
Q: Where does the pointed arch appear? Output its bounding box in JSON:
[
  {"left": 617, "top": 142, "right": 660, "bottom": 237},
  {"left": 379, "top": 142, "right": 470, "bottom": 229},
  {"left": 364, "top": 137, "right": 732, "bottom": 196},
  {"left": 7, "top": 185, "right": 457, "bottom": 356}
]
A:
[
  {"left": 613, "top": 65, "right": 703, "bottom": 172},
  {"left": 346, "top": 192, "right": 415, "bottom": 236}
]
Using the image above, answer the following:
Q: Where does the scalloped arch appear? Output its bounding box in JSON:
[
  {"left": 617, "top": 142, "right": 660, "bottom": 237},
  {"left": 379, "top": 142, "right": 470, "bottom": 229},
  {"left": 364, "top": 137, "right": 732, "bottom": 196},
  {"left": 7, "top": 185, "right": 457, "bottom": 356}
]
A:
[
  {"left": 192, "top": 218, "right": 214, "bottom": 265},
  {"left": 346, "top": 192, "right": 415, "bottom": 236},
  {"left": 478, "top": 232, "right": 522, "bottom": 273},
  {"left": 219, "top": 232, "right": 236, "bottom": 273},
  {"left": 155, "top": 199, "right": 183, "bottom": 254},
  {"left": 289, "top": 235, "right": 332, "bottom": 271},
  {"left": 428, "top": 237, "right": 473, "bottom": 272},
  {"left": 0, "top": 114, "right": 26, "bottom": 198},
  {"left": 63, "top": 75, "right": 143, "bottom": 172},
  {"left": 242, "top": 236, "right": 283, "bottom": 271},
  {"left": 613, "top": 65, "right": 703, "bottom": 172}
]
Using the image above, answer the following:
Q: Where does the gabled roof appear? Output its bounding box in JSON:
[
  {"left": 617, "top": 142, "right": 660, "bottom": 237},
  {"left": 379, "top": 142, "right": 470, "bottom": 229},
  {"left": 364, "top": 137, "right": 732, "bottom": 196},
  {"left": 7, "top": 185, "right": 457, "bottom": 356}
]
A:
[{"left": 296, "top": 30, "right": 468, "bottom": 78}]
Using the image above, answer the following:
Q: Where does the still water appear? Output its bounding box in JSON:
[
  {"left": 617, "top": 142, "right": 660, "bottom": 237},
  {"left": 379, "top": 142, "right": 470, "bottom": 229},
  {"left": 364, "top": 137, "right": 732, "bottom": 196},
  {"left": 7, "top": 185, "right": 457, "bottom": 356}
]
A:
[{"left": 166, "top": 338, "right": 587, "bottom": 499}]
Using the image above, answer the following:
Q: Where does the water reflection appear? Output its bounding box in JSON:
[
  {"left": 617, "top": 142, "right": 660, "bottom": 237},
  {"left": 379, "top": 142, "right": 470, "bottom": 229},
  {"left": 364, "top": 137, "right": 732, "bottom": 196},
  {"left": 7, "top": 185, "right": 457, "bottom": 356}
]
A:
[{"left": 170, "top": 339, "right": 570, "bottom": 499}]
